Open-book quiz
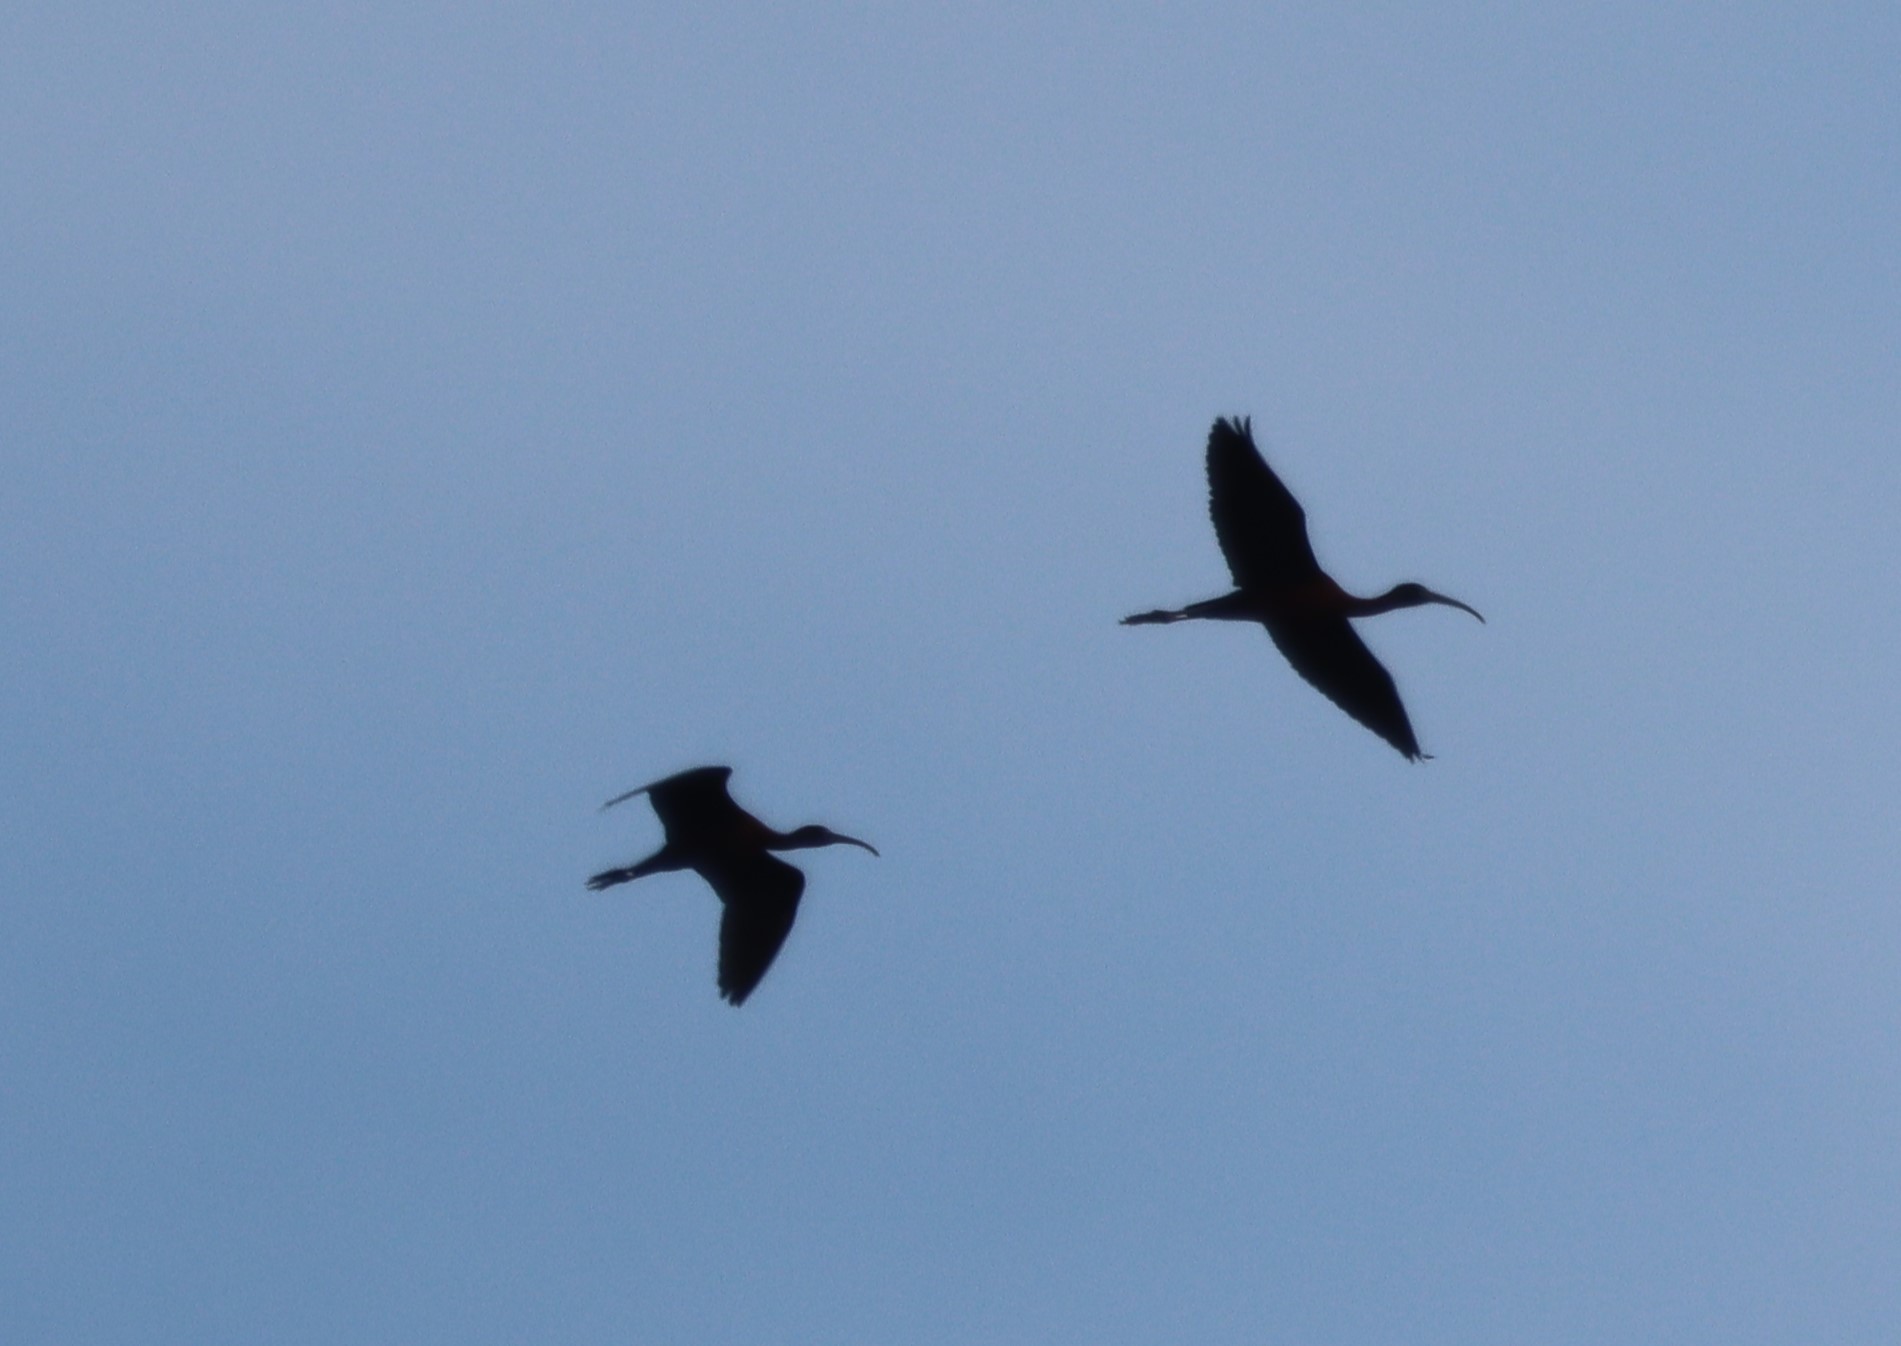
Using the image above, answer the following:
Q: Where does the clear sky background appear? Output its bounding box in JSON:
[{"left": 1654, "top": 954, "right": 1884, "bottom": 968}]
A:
[{"left": 4, "top": 4, "right": 1898, "bottom": 1342}]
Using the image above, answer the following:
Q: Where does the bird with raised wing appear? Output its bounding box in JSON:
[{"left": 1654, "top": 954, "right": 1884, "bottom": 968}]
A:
[
  {"left": 587, "top": 765, "right": 878, "bottom": 1005},
  {"left": 1123, "top": 417, "right": 1482, "bottom": 760}
]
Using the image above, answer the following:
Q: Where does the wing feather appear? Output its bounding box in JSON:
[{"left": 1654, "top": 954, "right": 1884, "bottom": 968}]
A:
[
  {"left": 703, "top": 853, "right": 805, "bottom": 1006},
  {"left": 1206, "top": 417, "right": 1323, "bottom": 590},
  {"left": 604, "top": 765, "right": 739, "bottom": 835},
  {"left": 1262, "top": 615, "right": 1422, "bottom": 760}
]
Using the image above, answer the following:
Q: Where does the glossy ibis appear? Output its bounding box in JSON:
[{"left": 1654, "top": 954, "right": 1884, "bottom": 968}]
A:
[
  {"left": 1123, "top": 417, "right": 1482, "bottom": 760},
  {"left": 586, "top": 765, "right": 878, "bottom": 1005}
]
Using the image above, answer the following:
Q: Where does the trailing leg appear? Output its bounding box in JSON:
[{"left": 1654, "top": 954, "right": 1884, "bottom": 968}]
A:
[{"left": 585, "top": 846, "right": 681, "bottom": 892}]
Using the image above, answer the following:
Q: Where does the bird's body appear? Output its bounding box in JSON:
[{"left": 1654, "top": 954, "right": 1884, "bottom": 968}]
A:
[
  {"left": 586, "top": 766, "right": 877, "bottom": 1005},
  {"left": 1123, "top": 417, "right": 1481, "bottom": 759}
]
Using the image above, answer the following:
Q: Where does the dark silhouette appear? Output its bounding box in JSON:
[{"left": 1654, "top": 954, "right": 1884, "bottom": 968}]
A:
[
  {"left": 1123, "top": 417, "right": 1482, "bottom": 760},
  {"left": 587, "top": 765, "right": 878, "bottom": 1005}
]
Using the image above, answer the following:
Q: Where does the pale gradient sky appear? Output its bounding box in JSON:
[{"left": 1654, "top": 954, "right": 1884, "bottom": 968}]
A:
[{"left": 4, "top": 5, "right": 1899, "bottom": 1342}]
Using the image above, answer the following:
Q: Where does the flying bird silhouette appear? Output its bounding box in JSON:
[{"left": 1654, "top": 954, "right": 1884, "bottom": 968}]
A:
[
  {"left": 1123, "top": 417, "right": 1482, "bottom": 760},
  {"left": 587, "top": 766, "right": 878, "bottom": 1005}
]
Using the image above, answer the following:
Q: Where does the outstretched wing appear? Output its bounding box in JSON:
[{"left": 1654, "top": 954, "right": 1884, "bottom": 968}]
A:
[
  {"left": 602, "top": 765, "right": 738, "bottom": 834},
  {"left": 703, "top": 852, "right": 805, "bottom": 1006},
  {"left": 1206, "top": 417, "right": 1323, "bottom": 590},
  {"left": 1262, "top": 615, "right": 1422, "bottom": 760}
]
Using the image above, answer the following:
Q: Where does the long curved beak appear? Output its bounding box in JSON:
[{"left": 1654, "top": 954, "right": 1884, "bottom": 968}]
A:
[
  {"left": 1426, "top": 589, "right": 1485, "bottom": 623},
  {"left": 834, "top": 833, "right": 880, "bottom": 857}
]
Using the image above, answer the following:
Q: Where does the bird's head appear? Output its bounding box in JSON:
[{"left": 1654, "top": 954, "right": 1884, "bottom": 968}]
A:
[
  {"left": 783, "top": 824, "right": 880, "bottom": 856},
  {"left": 1390, "top": 582, "right": 1485, "bottom": 623}
]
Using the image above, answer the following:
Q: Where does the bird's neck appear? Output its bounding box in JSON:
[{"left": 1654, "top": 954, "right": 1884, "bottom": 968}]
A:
[
  {"left": 770, "top": 826, "right": 826, "bottom": 852},
  {"left": 1341, "top": 585, "right": 1417, "bottom": 618}
]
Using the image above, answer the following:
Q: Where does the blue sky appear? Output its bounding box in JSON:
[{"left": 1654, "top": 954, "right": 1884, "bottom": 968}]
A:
[{"left": 4, "top": 4, "right": 1898, "bottom": 1342}]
